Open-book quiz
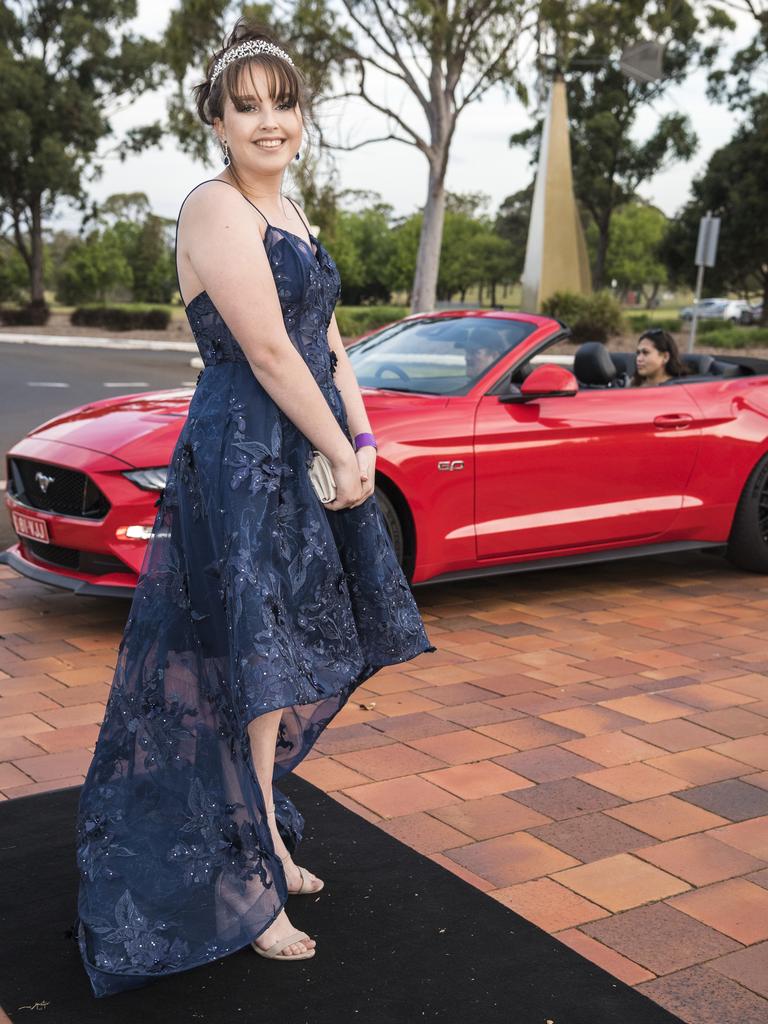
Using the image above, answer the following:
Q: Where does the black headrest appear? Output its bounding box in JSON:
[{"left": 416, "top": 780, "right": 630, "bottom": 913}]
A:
[
  {"left": 610, "top": 352, "right": 636, "bottom": 376},
  {"left": 682, "top": 353, "right": 715, "bottom": 375},
  {"left": 710, "top": 359, "right": 741, "bottom": 377},
  {"left": 574, "top": 342, "right": 617, "bottom": 386}
]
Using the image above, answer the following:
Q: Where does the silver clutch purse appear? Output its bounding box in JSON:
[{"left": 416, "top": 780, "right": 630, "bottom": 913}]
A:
[{"left": 308, "top": 450, "right": 336, "bottom": 504}]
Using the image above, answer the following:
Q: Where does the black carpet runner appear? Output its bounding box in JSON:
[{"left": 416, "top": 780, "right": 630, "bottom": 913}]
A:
[{"left": 0, "top": 777, "right": 683, "bottom": 1023}]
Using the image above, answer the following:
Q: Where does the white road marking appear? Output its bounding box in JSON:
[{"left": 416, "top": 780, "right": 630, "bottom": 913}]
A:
[
  {"left": 27, "top": 381, "right": 70, "bottom": 388},
  {"left": 103, "top": 382, "right": 150, "bottom": 388},
  {"left": 0, "top": 332, "right": 196, "bottom": 353}
]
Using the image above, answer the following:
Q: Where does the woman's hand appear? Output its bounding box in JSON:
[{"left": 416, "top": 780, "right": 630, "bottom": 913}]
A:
[
  {"left": 324, "top": 450, "right": 365, "bottom": 511},
  {"left": 354, "top": 445, "right": 376, "bottom": 504}
]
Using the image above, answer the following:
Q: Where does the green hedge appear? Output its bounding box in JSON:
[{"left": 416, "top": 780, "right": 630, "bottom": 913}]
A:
[
  {"left": 626, "top": 313, "right": 683, "bottom": 333},
  {"left": 1, "top": 301, "right": 50, "bottom": 326},
  {"left": 71, "top": 306, "right": 171, "bottom": 331},
  {"left": 700, "top": 326, "right": 768, "bottom": 349},
  {"left": 336, "top": 305, "right": 408, "bottom": 338},
  {"left": 541, "top": 291, "right": 625, "bottom": 343},
  {"left": 695, "top": 319, "right": 734, "bottom": 335}
]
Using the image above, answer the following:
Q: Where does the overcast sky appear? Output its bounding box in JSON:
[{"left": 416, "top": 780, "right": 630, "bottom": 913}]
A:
[{"left": 69, "top": 1, "right": 756, "bottom": 231}]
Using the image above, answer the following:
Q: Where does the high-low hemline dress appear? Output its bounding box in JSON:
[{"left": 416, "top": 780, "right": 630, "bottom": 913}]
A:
[{"left": 74, "top": 180, "right": 436, "bottom": 998}]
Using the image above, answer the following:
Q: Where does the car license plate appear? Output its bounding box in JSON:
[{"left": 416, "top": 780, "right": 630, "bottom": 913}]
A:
[{"left": 12, "top": 511, "right": 50, "bottom": 543}]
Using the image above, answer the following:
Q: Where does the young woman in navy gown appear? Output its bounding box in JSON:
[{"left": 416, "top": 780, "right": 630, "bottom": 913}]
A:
[{"left": 74, "top": 19, "right": 435, "bottom": 997}]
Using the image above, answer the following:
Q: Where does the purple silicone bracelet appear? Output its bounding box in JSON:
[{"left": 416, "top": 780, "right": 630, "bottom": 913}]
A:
[{"left": 354, "top": 432, "right": 377, "bottom": 451}]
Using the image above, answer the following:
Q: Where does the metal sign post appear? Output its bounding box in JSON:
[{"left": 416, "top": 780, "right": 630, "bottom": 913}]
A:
[{"left": 688, "top": 211, "right": 720, "bottom": 353}]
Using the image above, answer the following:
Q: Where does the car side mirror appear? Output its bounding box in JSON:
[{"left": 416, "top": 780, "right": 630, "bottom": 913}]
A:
[{"left": 500, "top": 364, "right": 578, "bottom": 403}]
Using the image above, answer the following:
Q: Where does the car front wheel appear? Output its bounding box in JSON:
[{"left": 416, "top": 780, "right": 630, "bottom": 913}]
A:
[
  {"left": 374, "top": 485, "right": 405, "bottom": 568},
  {"left": 727, "top": 453, "right": 768, "bottom": 573}
]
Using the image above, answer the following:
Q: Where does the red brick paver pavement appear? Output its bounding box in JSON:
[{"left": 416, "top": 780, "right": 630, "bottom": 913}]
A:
[{"left": 1, "top": 552, "right": 767, "bottom": 1023}]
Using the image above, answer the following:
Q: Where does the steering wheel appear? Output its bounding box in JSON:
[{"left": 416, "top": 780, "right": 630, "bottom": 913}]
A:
[{"left": 374, "top": 363, "right": 411, "bottom": 382}]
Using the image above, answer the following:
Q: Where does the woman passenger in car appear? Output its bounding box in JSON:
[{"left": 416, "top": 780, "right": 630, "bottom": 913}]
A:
[{"left": 632, "top": 329, "right": 687, "bottom": 386}]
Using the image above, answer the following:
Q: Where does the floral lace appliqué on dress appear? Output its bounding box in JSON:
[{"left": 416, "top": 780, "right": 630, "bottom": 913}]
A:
[{"left": 74, "top": 183, "right": 435, "bottom": 997}]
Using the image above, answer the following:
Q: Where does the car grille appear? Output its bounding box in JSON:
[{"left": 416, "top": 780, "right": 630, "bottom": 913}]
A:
[
  {"left": 23, "top": 540, "right": 131, "bottom": 576},
  {"left": 8, "top": 458, "right": 109, "bottom": 518}
]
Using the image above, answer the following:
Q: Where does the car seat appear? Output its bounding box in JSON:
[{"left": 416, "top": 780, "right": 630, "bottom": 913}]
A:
[
  {"left": 610, "top": 352, "right": 636, "bottom": 377},
  {"left": 682, "top": 353, "right": 716, "bottom": 375},
  {"left": 574, "top": 342, "right": 618, "bottom": 388},
  {"left": 710, "top": 359, "right": 741, "bottom": 377}
]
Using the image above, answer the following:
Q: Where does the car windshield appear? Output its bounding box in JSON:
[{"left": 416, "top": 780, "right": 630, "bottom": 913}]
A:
[{"left": 347, "top": 316, "right": 537, "bottom": 395}]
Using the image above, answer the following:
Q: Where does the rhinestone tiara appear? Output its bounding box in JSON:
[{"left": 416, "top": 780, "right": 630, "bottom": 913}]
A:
[{"left": 210, "top": 40, "right": 294, "bottom": 85}]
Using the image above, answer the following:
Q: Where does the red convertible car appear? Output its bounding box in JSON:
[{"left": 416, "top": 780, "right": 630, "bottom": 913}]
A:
[{"left": 4, "top": 310, "right": 768, "bottom": 595}]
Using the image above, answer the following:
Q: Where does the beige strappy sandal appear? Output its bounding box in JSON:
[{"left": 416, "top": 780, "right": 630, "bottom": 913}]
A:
[
  {"left": 282, "top": 854, "right": 325, "bottom": 895},
  {"left": 264, "top": 806, "right": 324, "bottom": 894},
  {"left": 252, "top": 930, "right": 316, "bottom": 961}
]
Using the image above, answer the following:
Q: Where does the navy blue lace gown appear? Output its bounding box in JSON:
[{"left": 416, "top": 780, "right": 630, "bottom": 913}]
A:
[{"left": 74, "top": 181, "right": 435, "bottom": 998}]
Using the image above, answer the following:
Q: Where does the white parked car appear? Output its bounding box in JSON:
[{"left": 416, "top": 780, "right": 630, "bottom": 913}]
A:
[{"left": 680, "top": 298, "right": 752, "bottom": 323}]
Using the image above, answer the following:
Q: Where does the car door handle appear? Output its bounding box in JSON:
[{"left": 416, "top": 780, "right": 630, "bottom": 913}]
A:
[{"left": 654, "top": 413, "right": 694, "bottom": 429}]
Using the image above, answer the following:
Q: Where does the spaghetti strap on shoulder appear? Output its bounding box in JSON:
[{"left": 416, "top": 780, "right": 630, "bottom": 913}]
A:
[
  {"left": 177, "top": 178, "right": 272, "bottom": 228},
  {"left": 174, "top": 178, "right": 271, "bottom": 306},
  {"left": 285, "top": 195, "right": 311, "bottom": 235},
  {"left": 208, "top": 178, "right": 272, "bottom": 227}
]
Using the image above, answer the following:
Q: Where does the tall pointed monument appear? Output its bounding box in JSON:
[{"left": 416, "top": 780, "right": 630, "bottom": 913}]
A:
[{"left": 521, "top": 73, "right": 591, "bottom": 312}]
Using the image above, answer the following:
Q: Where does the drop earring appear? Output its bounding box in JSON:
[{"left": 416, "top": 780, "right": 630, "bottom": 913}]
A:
[
  {"left": 222, "top": 139, "right": 230, "bottom": 166},
  {"left": 295, "top": 150, "right": 300, "bottom": 161}
]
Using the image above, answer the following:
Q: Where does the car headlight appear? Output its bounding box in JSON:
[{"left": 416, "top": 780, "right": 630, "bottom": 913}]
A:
[{"left": 123, "top": 467, "right": 169, "bottom": 491}]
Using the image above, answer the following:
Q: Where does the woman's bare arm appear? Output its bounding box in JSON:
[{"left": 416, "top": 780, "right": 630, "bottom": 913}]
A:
[
  {"left": 179, "top": 183, "right": 358, "bottom": 487},
  {"left": 285, "top": 198, "right": 373, "bottom": 445},
  {"left": 326, "top": 312, "right": 373, "bottom": 440}
]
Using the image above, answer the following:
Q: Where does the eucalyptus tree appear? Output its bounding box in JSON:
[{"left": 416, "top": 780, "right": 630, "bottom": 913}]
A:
[
  {"left": 0, "top": 1, "right": 163, "bottom": 308},
  {"left": 600, "top": 202, "right": 668, "bottom": 305},
  {"left": 322, "top": 0, "right": 536, "bottom": 312},
  {"left": 93, "top": 192, "right": 176, "bottom": 303},
  {"left": 495, "top": 184, "right": 533, "bottom": 284},
  {"left": 706, "top": 0, "right": 767, "bottom": 108},
  {"left": 662, "top": 97, "right": 768, "bottom": 321}
]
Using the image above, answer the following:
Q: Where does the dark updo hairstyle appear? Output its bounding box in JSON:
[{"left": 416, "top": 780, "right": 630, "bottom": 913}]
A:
[
  {"left": 192, "top": 18, "right": 313, "bottom": 190},
  {"left": 632, "top": 328, "right": 688, "bottom": 385}
]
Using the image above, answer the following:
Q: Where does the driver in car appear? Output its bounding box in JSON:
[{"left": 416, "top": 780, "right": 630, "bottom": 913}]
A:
[
  {"left": 461, "top": 327, "right": 507, "bottom": 379},
  {"left": 632, "top": 329, "right": 687, "bottom": 387}
]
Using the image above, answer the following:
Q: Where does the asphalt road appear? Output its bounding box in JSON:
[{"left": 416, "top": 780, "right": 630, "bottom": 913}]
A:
[{"left": 0, "top": 341, "right": 197, "bottom": 550}]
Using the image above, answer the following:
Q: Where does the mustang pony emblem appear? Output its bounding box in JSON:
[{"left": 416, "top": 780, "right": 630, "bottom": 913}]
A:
[{"left": 35, "top": 472, "right": 55, "bottom": 494}]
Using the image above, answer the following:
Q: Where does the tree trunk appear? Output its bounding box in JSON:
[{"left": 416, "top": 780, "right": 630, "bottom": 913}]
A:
[
  {"left": 478, "top": 282, "right": 483, "bottom": 306},
  {"left": 411, "top": 158, "right": 447, "bottom": 314},
  {"left": 490, "top": 280, "right": 497, "bottom": 306},
  {"left": 30, "top": 197, "right": 45, "bottom": 304},
  {"left": 646, "top": 281, "right": 660, "bottom": 309},
  {"left": 761, "top": 274, "right": 768, "bottom": 327}
]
